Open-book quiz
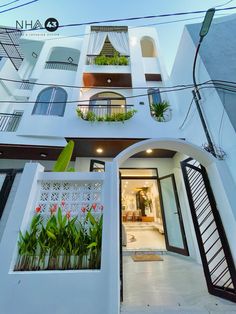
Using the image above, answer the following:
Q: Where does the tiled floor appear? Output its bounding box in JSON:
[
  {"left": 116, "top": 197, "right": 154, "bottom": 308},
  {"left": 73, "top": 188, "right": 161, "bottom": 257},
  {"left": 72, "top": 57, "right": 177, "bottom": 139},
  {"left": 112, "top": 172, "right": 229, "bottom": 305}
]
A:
[
  {"left": 124, "top": 223, "right": 166, "bottom": 250},
  {"left": 121, "top": 254, "right": 236, "bottom": 314}
]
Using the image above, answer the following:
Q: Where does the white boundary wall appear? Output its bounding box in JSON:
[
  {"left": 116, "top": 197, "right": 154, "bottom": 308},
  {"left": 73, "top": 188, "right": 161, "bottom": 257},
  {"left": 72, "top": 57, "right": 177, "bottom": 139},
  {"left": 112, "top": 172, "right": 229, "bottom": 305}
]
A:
[{"left": 0, "top": 162, "right": 119, "bottom": 314}]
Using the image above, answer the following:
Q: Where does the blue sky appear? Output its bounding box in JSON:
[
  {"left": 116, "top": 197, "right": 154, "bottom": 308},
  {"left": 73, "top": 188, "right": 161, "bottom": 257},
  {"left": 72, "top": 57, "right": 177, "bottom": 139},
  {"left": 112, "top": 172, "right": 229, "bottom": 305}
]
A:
[{"left": 1, "top": 0, "right": 236, "bottom": 72}]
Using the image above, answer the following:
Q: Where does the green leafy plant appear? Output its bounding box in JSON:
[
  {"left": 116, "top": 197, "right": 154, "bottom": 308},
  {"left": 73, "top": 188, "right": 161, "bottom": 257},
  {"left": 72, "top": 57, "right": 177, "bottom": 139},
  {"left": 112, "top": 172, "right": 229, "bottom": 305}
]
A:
[
  {"left": 151, "top": 101, "right": 170, "bottom": 122},
  {"left": 94, "top": 52, "right": 128, "bottom": 66},
  {"left": 52, "top": 140, "right": 74, "bottom": 172},
  {"left": 15, "top": 204, "right": 103, "bottom": 271},
  {"left": 76, "top": 108, "right": 137, "bottom": 123}
]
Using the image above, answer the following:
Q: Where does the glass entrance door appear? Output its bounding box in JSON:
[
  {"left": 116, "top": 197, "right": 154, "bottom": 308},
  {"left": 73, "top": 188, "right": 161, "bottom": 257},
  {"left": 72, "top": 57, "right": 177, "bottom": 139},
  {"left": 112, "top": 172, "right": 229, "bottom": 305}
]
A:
[{"left": 159, "top": 174, "right": 189, "bottom": 255}]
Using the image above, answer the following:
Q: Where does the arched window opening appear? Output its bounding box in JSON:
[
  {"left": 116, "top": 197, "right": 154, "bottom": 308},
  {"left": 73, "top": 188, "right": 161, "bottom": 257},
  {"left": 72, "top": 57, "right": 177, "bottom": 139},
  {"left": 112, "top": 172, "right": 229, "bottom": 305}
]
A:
[
  {"left": 148, "top": 88, "right": 171, "bottom": 122},
  {"left": 32, "top": 87, "right": 67, "bottom": 117},
  {"left": 148, "top": 88, "right": 161, "bottom": 106},
  {"left": 140, "top": 37, "right": 157, "bottom": 57},
  {"left": 90, "top": 92, "right": 126, "bottom": 117}
]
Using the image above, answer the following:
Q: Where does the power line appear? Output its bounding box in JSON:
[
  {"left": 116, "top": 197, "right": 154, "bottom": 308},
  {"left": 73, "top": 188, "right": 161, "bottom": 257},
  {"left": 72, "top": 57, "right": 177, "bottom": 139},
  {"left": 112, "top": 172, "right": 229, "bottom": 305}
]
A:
[
  {"left": 0, "top": 0, "right": 20, "bottom": 9},
  {"left": 179, "top": 97, "right": 194, "bottom": 129},
  {"left": 0, "top": 0, "right": 39, "bottom": 14},
  {"left": 1, "top": 5, "right": 236, "bottom": 36},
  {"left": 2, "top": 13, "right": 227, "bottom": 47},
  {"left": 0, "top": 76, "right": 236, "bottom": 91},
  {"left": 215, "top": 0, "right": 235, "bottom": 8},
  {"left": 0, "top": 82, "right": 235, "bottom": 103}
]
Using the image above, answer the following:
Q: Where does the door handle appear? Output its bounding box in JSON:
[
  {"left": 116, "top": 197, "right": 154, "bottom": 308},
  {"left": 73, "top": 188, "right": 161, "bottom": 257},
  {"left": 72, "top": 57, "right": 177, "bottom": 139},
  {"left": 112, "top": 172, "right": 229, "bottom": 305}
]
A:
[{"left": 174, "top": 212, "right": 179, "bottom": 214}]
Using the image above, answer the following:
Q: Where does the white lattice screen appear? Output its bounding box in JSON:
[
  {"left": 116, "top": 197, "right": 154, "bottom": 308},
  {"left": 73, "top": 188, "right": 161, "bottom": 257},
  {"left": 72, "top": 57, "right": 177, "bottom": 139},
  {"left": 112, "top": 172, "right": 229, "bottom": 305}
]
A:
[{"left": 35, "top": 180, "right": 103, "bottom": 220}]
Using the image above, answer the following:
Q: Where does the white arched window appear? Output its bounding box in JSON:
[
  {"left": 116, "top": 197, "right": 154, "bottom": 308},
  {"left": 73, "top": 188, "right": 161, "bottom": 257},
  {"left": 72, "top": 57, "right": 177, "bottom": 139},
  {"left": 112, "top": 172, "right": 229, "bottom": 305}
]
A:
[{"left": 32, "top": 87, "right": 67, "bottom": 116}]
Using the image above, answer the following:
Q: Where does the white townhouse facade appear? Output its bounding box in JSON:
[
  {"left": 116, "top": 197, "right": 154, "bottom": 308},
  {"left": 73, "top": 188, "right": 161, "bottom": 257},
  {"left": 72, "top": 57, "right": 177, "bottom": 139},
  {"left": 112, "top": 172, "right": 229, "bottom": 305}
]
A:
[{"left": 0, "top": 16, "right": 235, "bottom": 314}]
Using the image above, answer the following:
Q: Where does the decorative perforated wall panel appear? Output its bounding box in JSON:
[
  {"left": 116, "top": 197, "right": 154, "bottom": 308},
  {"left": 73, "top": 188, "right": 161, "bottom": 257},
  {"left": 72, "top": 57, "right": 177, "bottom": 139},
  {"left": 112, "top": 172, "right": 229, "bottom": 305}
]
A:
[{"left": 36, "top": 180, "right": 103, "bottom": 221}]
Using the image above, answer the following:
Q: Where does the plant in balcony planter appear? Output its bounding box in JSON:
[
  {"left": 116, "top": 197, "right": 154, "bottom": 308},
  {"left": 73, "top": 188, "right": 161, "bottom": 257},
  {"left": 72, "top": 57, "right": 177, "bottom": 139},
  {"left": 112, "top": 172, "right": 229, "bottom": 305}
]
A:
[
  {"left": 118, "top": 55, "right": 128, "bottom": 66},
  {"left": 94, "top": 52, "right": 128, "bottom": 66},
  {"left": 94, "top": 54, "right": 109, "bottom": 65},
  {"left": 151, "top": 101, "right": 170, "bottom": 122}
]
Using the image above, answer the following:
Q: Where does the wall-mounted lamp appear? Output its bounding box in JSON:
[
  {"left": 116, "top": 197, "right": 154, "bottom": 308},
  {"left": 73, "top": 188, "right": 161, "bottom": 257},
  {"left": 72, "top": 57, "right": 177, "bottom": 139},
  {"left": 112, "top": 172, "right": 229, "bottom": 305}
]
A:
[{"left": 32, "top": 52, "right": 38, "bottom": 58}]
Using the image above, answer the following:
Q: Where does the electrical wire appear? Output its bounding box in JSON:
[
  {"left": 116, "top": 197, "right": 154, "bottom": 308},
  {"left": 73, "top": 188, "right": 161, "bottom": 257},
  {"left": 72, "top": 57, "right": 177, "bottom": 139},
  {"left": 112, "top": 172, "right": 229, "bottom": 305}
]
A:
[
  {"left": 0, "top": 82, "right": 235, "bottom": 103},
  {"left": 0, "top": 0, "right": 20, "bottom": 8},
  {"left": 218, "top": 91, "right": 226, "bottom": 147},
  {"left": 0, "top": 76, "right": 236, "bottom": 91},
  {"left": 0, "top": 12, "right": 228, "bottom": 47},
  {"left": 0, "top": 5, "right": 236, "bottom": 36},
  {"left": 0, "top": 0, "right": 39, "bottom": 14},
  {"left": 179, "top": 97, "right": 194, "bottom": 129},
  {"left": 215, "top": 0, "right": 235, "bottom": 8}
]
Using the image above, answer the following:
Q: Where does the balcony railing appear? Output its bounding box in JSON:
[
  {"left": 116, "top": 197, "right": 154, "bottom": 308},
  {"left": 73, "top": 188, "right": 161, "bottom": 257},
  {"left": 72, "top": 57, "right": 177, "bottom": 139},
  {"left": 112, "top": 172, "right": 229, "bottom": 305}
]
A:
[
  {"left": 86, "top": 55, "right": 130, "bottom": 66},
  {"left": 0, "top": 113, "right": 22, "bottom": 132},
  {"left": 45, "top": 61, "right": 78, "bottom": 71},
  {"left": 77, "top": 104, "right": 136, "bottom": 122},
  {"left": 19, "top": 80, "right": 34, "bottom": 90}
]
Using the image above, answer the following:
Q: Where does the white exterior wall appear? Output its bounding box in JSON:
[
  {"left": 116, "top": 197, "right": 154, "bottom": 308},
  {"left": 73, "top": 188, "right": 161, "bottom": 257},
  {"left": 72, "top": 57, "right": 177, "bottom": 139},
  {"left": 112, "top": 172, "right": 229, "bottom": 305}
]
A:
[
  {"left": 0, "top": 26, "right": 185, "bottom": 144},
  {"left": 0, "top": 162, "right": 120, "bottom": 314}
]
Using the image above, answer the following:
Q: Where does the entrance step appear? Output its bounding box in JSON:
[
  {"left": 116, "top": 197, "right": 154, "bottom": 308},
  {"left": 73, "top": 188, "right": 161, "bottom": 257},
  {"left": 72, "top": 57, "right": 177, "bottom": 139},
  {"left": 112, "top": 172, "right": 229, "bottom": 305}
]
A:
[
  {"left": 123, "top": 249, "right": 167, "bottom": 256},
  {"left": 121, "top": 305, "right": 211, "bottom": 313}
]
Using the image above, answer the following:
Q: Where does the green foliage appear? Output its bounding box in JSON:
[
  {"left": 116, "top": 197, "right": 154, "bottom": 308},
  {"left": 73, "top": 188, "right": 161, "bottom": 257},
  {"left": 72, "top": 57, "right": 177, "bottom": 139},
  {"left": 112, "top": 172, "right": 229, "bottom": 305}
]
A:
[
  {"left": 151, "top": 101, "right": 170, "bottom": 122},
  {"left": 94, "top": 52, "right": 128, "bottom": 66},
  {"left": 15, "top": 206, "right": 103, "bottom": 271},
  {"left": 76, "top": 109, "right": 137, "bottom": 123},
  {"left": 52, "top": 140, "right": 75, "bottom": 172}
]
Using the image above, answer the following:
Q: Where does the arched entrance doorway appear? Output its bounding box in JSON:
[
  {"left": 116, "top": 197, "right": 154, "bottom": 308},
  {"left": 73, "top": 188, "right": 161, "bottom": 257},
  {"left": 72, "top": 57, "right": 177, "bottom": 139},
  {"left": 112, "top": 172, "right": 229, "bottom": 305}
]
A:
[{"left": 112, "top": 138, "right": 236, "bottom": 305}]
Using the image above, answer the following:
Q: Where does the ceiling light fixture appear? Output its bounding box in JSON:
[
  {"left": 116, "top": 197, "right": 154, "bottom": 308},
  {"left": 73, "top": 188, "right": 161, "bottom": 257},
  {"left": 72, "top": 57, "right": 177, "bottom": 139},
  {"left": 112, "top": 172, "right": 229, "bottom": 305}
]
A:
[
  {"left": 40, "top": 153, "right": 47, "bottom": 158},
  {"left": 146, "top": 149, "right": 153, "bottom": 154},
  {"left": 107, "top": 78, "right": 112, "bottom": 84},
  {"left": 96, "top": 148, "right": 103, "bottom": 154}
]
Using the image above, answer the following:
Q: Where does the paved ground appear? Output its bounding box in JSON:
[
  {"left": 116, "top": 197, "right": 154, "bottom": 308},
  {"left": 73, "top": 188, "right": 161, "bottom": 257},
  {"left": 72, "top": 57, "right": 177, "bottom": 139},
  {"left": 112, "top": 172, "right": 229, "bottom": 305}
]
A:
[{"left": 121, "top": 254, "right": 236, "bottom": 314}]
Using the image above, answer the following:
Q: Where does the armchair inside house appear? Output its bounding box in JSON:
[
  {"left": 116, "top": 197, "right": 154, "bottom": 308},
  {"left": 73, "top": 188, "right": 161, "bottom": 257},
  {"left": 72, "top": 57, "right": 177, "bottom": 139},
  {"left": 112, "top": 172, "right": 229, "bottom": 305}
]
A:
[{"left": 133, "top": 209, "right": 142, "bottom": 221}]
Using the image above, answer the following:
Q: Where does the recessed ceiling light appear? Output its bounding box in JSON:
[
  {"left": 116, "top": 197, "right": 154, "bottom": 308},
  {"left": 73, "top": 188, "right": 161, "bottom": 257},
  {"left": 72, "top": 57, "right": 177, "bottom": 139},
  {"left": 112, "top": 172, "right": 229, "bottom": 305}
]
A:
[
  {"left": 0, "top": 152, "right": 3, "bottom": 156},
  {"left": 96, "top": 148, "right": 103, "bottom": 154},
  {"left": 40, "top": 153, "right": 47, "bottom": 158},
  {"left": 146, "top": 149, "right": 153, "bottom": 154},
  {"left": 107, "top": 78, "right": 112, "bottom": 84}
]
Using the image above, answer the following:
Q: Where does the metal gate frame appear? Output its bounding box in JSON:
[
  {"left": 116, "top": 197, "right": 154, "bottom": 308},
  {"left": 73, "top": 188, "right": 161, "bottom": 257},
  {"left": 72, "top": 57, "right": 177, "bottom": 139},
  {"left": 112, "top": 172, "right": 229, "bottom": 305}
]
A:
[
  {"left": 181, "top": 158, "right": 236, "bottom": 302},
  {"left": 0, "top": 169, "right": 22, "bottom": 220}
]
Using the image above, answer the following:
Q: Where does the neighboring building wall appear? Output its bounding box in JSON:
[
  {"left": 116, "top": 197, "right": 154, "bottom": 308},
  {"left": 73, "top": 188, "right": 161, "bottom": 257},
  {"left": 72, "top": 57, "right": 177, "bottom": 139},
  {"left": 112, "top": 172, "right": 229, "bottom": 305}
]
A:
[{"left": 171, "top": 24, "right": 236, "bottom": 186}]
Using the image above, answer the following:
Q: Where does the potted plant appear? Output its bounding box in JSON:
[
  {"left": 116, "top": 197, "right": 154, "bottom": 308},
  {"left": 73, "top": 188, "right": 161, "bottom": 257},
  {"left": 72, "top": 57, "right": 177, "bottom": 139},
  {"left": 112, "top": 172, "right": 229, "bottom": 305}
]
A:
[{"left": 151, "top": 100, "right": 171, "bottom": 122}]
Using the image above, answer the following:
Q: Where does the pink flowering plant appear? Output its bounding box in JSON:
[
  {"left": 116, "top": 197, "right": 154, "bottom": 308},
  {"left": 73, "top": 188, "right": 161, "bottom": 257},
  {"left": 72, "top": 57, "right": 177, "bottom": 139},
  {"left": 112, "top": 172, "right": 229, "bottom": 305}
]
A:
[{"left": 15, "top": 202, "right": 103, "bottom": 271}]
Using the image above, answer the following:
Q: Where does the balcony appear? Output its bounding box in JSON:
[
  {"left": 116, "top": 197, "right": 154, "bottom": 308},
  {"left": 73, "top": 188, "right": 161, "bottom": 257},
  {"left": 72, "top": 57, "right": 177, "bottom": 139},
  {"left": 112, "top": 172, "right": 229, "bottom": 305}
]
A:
[
  {"left": 87, "top": 54, "right": 130, "bottom": 66},
  {"left": 45, "top": 61, "right": 78, "bottom": 71},
  {"left": 19, "top": 80, "right": 34, "bottom": 90},
  {"left": 76, "top": 104, "right": 136, "bottom": 122},
  {"left": 0, "top": 112, "right": 22, "bottom": 132},
  {"left": 13, "top": 80, "right": 35, "bottom": 100}
]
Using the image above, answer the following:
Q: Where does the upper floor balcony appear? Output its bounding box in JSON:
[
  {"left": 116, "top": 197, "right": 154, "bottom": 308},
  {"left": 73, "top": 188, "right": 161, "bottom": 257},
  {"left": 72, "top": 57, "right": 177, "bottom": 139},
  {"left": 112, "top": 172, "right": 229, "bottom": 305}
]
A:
[
  {"left": 0, "top": 112, "right": 22, "bottom": 132},
  {"left": 13, "top": 79, "right": 35, "bottom": 100},
  {"left": 84, "top": 26, "right": 130, "bottom": 74},
  {"left": 44, "top": 47, "right": 79, "bottom": 73},
  {"left": 76, "top": 104, "right": 136, "bottom": 122},
  {"left": 45, "top": 61, "right": 78, "bottom": 72}
]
